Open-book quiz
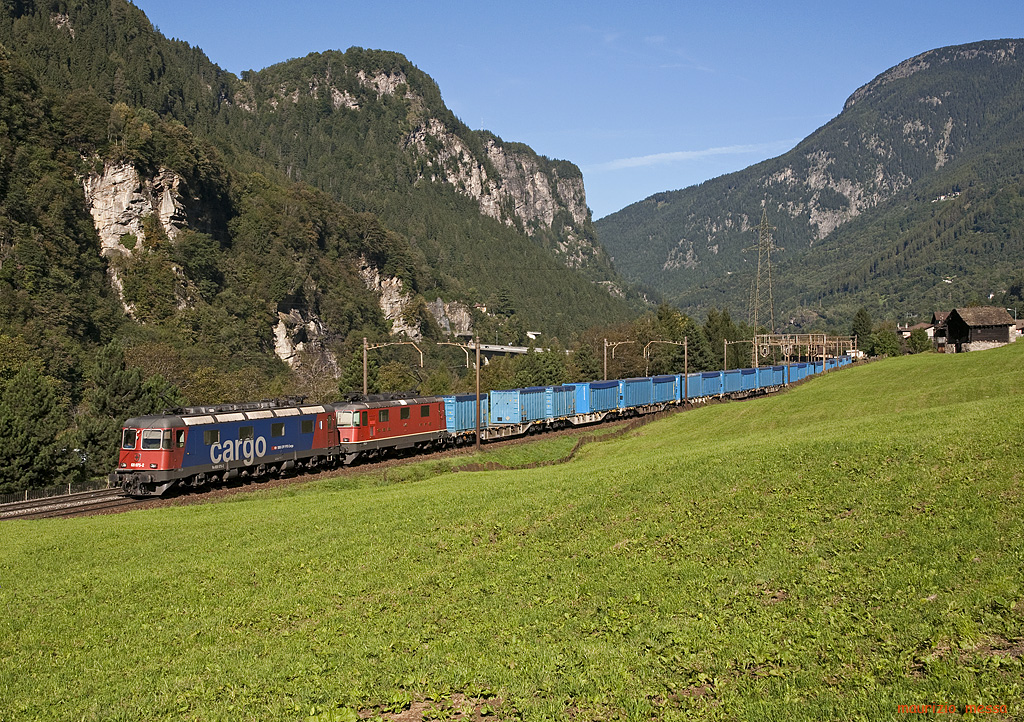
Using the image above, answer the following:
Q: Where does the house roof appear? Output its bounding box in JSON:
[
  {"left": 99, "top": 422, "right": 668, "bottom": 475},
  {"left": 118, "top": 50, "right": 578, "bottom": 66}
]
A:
[
  {"left": 932, "top": 311, "right": 950, "bottom": 323},
  {"left": 951, "top": 306, "right": 1015, "bottom": 327},
  {"left": 908, "top": 322, "right": 933, "bottom": 331}
]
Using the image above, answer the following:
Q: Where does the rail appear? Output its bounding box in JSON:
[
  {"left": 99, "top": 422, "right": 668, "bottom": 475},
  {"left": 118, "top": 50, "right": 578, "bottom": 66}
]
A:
[
  {"left": 0, "top": 478, "right": 113, "bottom": 506},
  {"left": 0, "top": 488, "right": 132, "bottom": 521}
]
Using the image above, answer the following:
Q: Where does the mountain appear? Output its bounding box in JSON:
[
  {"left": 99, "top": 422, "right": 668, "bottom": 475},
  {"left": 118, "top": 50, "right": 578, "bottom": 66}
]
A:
[
  {"left": 595, "top": 40, "right": 1024, "bottom": 328},
  {"left": 0, "top": 0, "right": 636, "bottom": 395}
]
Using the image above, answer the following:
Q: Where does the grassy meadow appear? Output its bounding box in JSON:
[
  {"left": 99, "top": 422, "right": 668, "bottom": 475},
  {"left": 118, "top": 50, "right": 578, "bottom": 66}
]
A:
[{"left": 1, "top": 345, "right": 1022, "bottom": 721}]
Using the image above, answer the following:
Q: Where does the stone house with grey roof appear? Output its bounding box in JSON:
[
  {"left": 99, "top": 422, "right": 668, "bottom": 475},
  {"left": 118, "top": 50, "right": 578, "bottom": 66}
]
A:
[{"left": 944, "top": 307, "right": 1016, "bottom": 353}]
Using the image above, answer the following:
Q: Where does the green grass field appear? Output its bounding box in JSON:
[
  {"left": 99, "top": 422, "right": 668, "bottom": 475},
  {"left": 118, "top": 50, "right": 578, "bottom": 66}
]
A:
[{"left": 2, "top": 346, "right": 1022, "bottom": 721}]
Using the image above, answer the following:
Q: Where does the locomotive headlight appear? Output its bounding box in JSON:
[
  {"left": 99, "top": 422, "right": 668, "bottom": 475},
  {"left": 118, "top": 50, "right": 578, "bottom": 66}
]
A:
[{"left": 120, "top": 463, "right": 126, "bottom": 468}]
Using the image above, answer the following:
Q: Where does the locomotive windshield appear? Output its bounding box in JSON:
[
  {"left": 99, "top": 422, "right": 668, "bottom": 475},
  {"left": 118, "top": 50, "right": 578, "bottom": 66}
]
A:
[
  {"left": 336, "top": 410, "right": 360, "bottom": 427},
  {"left": 141, "top": 429, "right": 163, "bottom": 450}
]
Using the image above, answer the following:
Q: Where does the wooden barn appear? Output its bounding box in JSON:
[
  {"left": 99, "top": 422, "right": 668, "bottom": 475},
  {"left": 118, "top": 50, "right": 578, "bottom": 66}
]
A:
[{"left": 944, "top": 307, "right": 1015, "bottom": 353}]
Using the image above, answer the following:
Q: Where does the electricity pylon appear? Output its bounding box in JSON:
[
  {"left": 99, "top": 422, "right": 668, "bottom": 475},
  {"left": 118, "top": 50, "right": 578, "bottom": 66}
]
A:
[{"left": 747, "top": 206, "right": 779, "bottom": 336}]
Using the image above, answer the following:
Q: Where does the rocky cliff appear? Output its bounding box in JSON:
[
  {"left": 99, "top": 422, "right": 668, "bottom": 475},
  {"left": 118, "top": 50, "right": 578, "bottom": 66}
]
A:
[
  {"left": 82, "top": 162, "right": 474, "bottom": 362},
  {"left": 242, "top": 53, "right": 618, "bottom": 282}
]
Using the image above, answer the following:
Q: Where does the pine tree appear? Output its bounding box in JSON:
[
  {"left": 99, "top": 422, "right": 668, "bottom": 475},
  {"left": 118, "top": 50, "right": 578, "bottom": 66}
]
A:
[
  {"left": 852, "top": 308, "right": 873, "bottom": 349},
  {"left": 567, "top": 343, "right": 600, "bottom": 382},
  {"left": 72, "top": 343, "right": 186, "bottom": 479},
  {"left": 339, "top": 351, "right": 378, "bottom": 396},
  {"left": 0, "top": 364, "right": 72, "bottom": 493}
]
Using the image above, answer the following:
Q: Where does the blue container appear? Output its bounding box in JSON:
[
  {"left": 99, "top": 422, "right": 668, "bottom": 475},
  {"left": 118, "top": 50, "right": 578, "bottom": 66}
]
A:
[
  {"left": 489, "top": 389, "right": 522, "bottom": 424},
  {"left": 569, "top": 383, "right": 592, "bottom": 414},
  {"left": 792, "top": 363, "right": 807, "bottom": 381},
  {"left": 620, "top": 377, "right": 654, "bottom": 409},
  {"left": 813, "top": 361, "right": 824, "bottom": 375},
  {"left": 547, "top": 386, "right": 575, "bottom": 418},
  {"left": 741, "top": 368, "right": 758, "bottom": 391},
  {"left": 682, "top": 373, "right": 702, "bottom": 400},
  {"left": 443, "top": 394, "right": 489, "bottom": 432},
  {"left": 520, "top": 387, "right": 548, "bottom": 422},
  {"left": 652, "top": 375, "right": 680, "bottom": 403},
  {"left": 699, "top": 371, "right": 723, "bottom": 397},
  {"left": 757, "top": 366, "right": 784, "bottom": 388},
  {"left": 723, "top": 369, "right": 743, "bottom": 394},
  {"left": 589, "top": 380, "right": 620, "bottom": 413}
]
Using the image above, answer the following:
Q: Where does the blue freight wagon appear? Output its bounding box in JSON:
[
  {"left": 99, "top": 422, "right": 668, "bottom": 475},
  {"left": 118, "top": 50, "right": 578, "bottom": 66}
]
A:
[
  {"left": 489, "top": 389, "right": 522, "bottom": 424},
  {"left": 520, "top": 387, "right": 548, "bottom": 422},
  {"left": 741, "top": 368, "right": 758, "bottom": 391},
  {"left": 443, "top": 394, "right": 489, "bottom": 433},
  {"left": 723, "top": 369, "right": 743, "bottom": 394},
  {"left": 682, "top": 373, "right": 702, "bottom": 401},
  {"left": 620, "top": 377, "right": 654, "bottom": 409},
  {"left": 757, "top": 365, "right": 785, "bottom": 388},
  {"left": 699, "top": 371, "right": 724, "bottom": 397},
  {"left": 547, "top": 386, "right": 575, "bottom": 418},
  {"left": 652, "top": 375, "right": 680, "bottom": 404},
  {"left": 569, "top": 380, "right": 620, "bottom": 414}
]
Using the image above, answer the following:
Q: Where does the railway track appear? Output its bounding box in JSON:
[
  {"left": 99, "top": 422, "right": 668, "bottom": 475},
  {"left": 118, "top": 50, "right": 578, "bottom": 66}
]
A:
[{"left": 0, "top": 488, "right": 143, "bottom": 520}]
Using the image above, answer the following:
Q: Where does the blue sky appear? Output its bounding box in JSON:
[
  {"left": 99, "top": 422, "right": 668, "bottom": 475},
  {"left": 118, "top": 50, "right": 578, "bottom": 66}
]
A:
[{"left": 132, "top": 0, "right": 1024, "bottom": 219}]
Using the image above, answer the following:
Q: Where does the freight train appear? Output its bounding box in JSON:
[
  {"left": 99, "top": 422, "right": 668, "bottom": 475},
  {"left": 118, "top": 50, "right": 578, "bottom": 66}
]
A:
[{"left": 111, "top": 357, "right": 853, "bottom": 497}]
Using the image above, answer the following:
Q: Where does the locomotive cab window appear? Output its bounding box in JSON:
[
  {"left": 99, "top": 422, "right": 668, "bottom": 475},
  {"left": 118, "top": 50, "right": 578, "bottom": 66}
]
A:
[
  {"left": 122, "top": 429, "right": 138, "bottom": 449},
  {"left": 204, "top": 430, "right": 219, "bottom": 445},
  {"left": 272, "top": 422, "right": 285, "bottom": 437},
  {"left": 301, "top": 420, "right": 314, "bottom": 434},
  {"left": 420, "top": 405, "right": 431, "bottom": 418},
  {"left": 176, "top": 429, "right": 186, "bottom": 448},
  {"left": 161, "top": 430, "right": 173, "bottom": 450},
  {"left": 141, "top": 429, "right": 163, "bottom": 451}
]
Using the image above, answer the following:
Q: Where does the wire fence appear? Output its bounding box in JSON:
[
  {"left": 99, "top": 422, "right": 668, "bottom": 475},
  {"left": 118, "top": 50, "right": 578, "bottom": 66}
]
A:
[{"left": 0, "top": 478, "right": 113, "bottom": 506}]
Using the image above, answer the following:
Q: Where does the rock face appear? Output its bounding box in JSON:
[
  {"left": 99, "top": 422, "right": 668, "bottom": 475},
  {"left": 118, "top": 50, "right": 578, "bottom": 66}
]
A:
[
  {"left": 81, "top": 162, "right": 340, "bottom": 367},
  {"left": 356, "top": 258, "right": 474, "bottom": 341},
  {"left": 82, "top": 164, "right": 473, "bottom": 367},
  {"left": 82, "top": 162, "right": 189, "bottom": 257},
  {"left": 258, "top": 55, "right": 611, "bottom": 277},
  {"left": 426, "top": 298, "right": 474, "bottom": 336},
  {"left": 404, "top": 118, "right": 601, "bottom": 270}
]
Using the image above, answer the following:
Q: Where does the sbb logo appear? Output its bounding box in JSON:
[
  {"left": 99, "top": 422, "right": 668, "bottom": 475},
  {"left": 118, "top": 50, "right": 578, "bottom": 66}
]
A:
[{"left": 209, "top": 436, "right": 267, "bottom": 465}]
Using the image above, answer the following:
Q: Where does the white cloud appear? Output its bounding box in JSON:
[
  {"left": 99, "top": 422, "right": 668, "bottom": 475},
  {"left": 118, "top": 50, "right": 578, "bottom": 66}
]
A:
[{"left": 589, "top": 140, "right": 798, "bottom": 172}]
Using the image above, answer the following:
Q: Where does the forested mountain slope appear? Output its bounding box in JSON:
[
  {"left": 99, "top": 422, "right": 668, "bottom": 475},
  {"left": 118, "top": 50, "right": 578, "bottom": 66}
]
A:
[
  {"left": 595, "top": 40, "right": 1024, "bottom": 326},
  {"left": 0, "top": 0, "right": 635, "bottom": 490}
]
